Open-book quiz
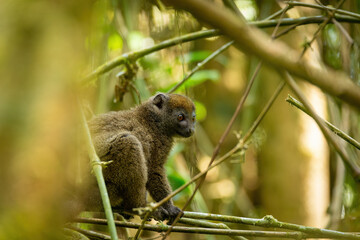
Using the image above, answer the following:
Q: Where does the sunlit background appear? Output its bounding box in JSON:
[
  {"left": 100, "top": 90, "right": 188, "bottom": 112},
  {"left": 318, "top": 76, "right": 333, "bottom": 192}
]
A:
[{"left": 1, "top": 0, "right": 360, "bottom": 239}]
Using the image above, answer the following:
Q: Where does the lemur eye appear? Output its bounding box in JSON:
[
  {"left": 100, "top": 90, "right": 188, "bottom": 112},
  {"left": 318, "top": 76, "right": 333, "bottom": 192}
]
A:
[
  {"left": 192, "top": 114, "right": 196, "bottom": 122},
  {"left": 177, "top": 114, "right": 184, "bottom": 121}
]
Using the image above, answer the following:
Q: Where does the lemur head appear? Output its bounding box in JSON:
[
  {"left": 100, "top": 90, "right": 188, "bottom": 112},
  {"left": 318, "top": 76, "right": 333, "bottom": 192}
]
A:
[{"left": 151, "top": 93, "right": 196, "bottom": 137}]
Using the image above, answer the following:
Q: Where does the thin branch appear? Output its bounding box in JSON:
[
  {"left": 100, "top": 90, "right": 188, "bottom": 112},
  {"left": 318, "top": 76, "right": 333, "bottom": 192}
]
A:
[
  {"left": 134, "top": 211, "right": 151, "bottom": 240},
  {"left": 243, "top": 82, "right": 285, "bottom": 143},
  {"left": 286, "top": 1, "right": 360, "bottom": 20},
  {"left": 299, "top": 0, "right": 345, "bottom": 59},
  {"left": 160, "top": 62, "right": 261, "bottom": 239},
  {"left": 67, "top": 226, "right": 111, "bottom": 240},
  {"left": 222, "top": 0, "right": 244, "bottom": 20},
  {"left": 152, "top": 137, "right": 245, "bottom": 210},
  {"left": 179, "top": 218, "right": 248, "bottom": 240},
  {"left": 283, "top": 72, "right": 360, "bottom": 177},
  {"left": 167, "top": 40, "right": 234, "bottom": 93},
  {"left": 80, "top": 106, "right": 118, "bottom": 240},
  {"left": 82, "top": 15, "right": 360, "bottom": 86},
  {"left": 263, "top": 7, "right": 293, "bottom": 21},
  {"left": 183, "top": 212, "right": 360, "bottom": 240},
  {"left": 73, "top": 216, "right": 360, "bottom": 239},
  {"left": 286, "top": 95, "right": 360, "bottom": 150}
]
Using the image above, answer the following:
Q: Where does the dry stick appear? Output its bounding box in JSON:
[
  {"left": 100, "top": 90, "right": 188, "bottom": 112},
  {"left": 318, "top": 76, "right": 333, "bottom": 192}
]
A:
[
  {"left": 264, "top": 7, "right": 293, "bottom": 21},
  {"left": 162, "top": 71, "right": 285, "bottom": 240},
  {"left": 160, "top": 62, "right": 262, "bottom": 240},
  {"left": 162, "top": 6, "right": 289, "bottom": 239},
  {"left": 80, "top": 107, "right": 118, "bottom": 240},
  {"left": 283, "top": 72, "right": 360, "bottom": 177},
  {"left": 286, "top": 95, "right": 360, "bottom": 150},
  {"left": 167, "top": 40, "right": 234, "bottom": 94},
  {"left": 183, "top": 211, "right": 360, "bottom": 240},
  {"left": 286, "top": 1, "right": 360, "bottom": 20},
  {"left": 82, "top": 15, "right": 360, "bottom": 84}
]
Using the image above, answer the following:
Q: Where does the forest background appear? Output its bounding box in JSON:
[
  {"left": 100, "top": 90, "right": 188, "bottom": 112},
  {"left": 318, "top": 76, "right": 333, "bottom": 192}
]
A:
[{"left": 1, "top": 0, "right": 360, "bottom": 239}]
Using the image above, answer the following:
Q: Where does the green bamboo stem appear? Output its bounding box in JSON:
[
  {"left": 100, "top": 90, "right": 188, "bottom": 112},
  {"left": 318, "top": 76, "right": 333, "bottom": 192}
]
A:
[
  {"left": 183, "top": 212, "right": 360, "bottom": 240},
  {"left": 286, "top": 95, "right": 360, "bottom": 150},
  {"left": 82, "top": 15, "right": 360, "bottom": 83},
  {"left": 74, "top": 217, "right": 360, "bottom": 239},
  {"left": 80, "top": 108, "right": 118, "bottom": 240}
]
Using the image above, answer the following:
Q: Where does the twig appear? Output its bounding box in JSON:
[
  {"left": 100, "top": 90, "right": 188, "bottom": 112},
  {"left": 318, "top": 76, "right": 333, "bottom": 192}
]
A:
[
  {"left": 286, "top": 1, "right": 360, "bottom": 20},
  {"left": 134, "top": 211, "right": 151, "bottom": 240},
  {"left": 67, "top": 225, "right": 111, "bottom": 240},
  {"left": 167, "top": 40, "right": 234, "bottom": 93},
  {"left": 243, "top": 82, "right": 285, "bottom": 143},
  {"left": 286, "top": 95, "right": 360, "bottom": 150},
  {"left": 183, "top": 212, "right": 360, "bottom": 240},
  {"left": 63, "top": 228, "right": 90, "bottom": 240},
  {"left": 222, "top": 0, "right": 244, "bottom": 20},
  {"left": 80, "top": 106, "right": 118, "bottom": 240},
  {"left": 299, "top": 0, "right": 345, "bottom": 58},
  {"left": 179, "top": 218, "right": 248, "bottom": 240},
  {"left": 160, "top": 61, "right": 262, "bottom": 240},
  {"left": 282, "top": 72, "right": 360, "bottom": 177}
]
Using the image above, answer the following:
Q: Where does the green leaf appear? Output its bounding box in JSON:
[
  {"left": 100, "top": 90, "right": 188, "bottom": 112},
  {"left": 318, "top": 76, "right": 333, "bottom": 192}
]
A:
[
  {"left": 160, "top": 69, "right": 220, "bottom": 92},
  {"left": 183, "top": 51, "right": 212, "bottom": 63},
  {"left": 107, "top": 33, "right": 123, "bottom": 51},
  {"left": 194, "top": 101, "right": 207, "bottom": 122}
]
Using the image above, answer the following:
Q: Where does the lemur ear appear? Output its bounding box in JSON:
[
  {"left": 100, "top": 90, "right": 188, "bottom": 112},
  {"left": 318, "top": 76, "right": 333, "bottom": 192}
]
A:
[{"left": 152, "top": 93, "right": 169, "bottom": 109}]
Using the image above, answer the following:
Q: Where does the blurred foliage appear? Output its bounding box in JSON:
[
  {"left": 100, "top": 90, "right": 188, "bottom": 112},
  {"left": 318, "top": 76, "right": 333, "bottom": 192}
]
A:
[{"left": 1, "top": 0, "right": 360, "bottom": 239}]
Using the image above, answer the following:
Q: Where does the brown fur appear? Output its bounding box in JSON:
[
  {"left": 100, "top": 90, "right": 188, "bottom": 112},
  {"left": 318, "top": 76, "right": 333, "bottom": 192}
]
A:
[{"left": 84, "top": 93, "right": 195, "bottom": 223}]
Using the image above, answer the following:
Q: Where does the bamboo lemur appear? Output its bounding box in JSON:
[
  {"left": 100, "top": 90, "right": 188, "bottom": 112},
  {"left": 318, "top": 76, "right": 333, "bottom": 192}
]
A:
[{"left": 86, "top": 93, "right": 196, "bottom": 223}]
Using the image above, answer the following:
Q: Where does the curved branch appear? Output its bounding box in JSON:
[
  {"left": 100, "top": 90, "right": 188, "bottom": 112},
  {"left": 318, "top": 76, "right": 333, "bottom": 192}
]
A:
[{"left": 163, "top": 0, "right": 360, "bottom": 108}]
